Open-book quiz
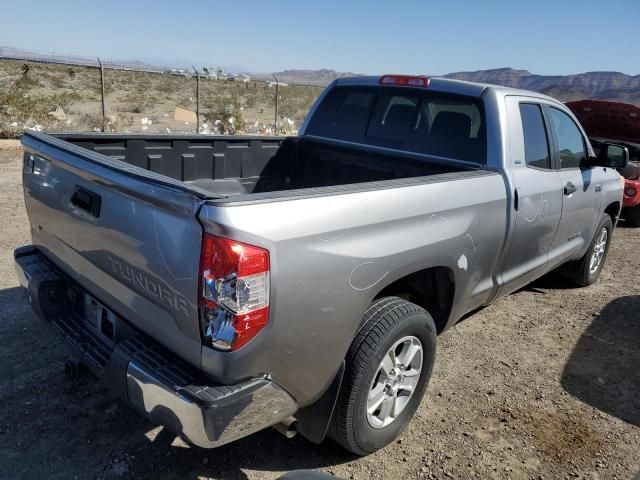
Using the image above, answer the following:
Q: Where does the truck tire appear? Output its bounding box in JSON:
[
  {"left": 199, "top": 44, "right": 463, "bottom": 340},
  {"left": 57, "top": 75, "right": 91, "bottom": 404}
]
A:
[
  {"left": 329, "top": 297, "right": 436, "bottom": 455},
  {"left": 624, "top": 205, "right": 640, "bottom": 228},
  {"left": 562, "top": 214, "right": 613, "bottom": 287}
]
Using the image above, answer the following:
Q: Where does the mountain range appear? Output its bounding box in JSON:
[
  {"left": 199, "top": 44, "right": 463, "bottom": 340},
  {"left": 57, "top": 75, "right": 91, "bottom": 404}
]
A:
[
  {"left": 259, "top": 69, "right": 363, "bottom": 85},
  {"left": 271, "top": 67, "right": 640, "bottom": 105}
]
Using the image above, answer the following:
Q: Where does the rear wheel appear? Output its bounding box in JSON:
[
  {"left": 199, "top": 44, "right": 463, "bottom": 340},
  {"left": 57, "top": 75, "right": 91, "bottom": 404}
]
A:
[
  {"left": 561, "top": 215, "right": 613, "bottom": 287},
  {"left": 624, "top": 205, "right": 640, "bottom": 228},
  {"left": 329, "top": 297, "right": 436, "bottom": 455}
]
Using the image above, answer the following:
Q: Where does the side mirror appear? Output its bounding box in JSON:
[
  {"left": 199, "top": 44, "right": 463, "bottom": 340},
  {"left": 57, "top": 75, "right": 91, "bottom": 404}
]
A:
[{"left": 593, "top": 143, "right": 629, "bottom": 169}]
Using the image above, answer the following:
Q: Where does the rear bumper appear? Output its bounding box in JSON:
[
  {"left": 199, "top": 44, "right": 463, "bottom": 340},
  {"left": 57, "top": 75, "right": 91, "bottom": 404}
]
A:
[{"left": 14, "top": 246, "right": 297, "bottom": 448}]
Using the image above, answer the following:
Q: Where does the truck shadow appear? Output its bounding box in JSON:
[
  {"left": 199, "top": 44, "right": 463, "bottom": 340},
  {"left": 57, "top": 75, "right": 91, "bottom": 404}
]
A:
[
  {"left": 561, "top": 295, "right": 640, "bottom": 427},
  {"left": 525, "top": 272, "right": 576, "bottom": 291},
  {"left": 135, "top": 423, "right": 354, "bottom": 479}
]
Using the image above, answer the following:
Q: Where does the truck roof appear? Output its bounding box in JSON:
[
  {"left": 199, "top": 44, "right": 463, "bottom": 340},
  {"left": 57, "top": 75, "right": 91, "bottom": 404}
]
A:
[{"left": 334, "top": 75, "right": 560, "bottom": 104}]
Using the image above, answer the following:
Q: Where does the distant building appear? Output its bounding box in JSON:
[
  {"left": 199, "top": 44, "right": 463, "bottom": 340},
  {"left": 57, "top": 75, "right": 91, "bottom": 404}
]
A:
[{"left": 167, "top": 68, "right": 189, "bottom": 77}]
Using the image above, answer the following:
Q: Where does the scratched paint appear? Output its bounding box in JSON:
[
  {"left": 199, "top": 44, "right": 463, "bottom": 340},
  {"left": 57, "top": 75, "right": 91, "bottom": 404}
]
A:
[
  {"left": 153, "top": 210, "right": 195, "bottom": 281},
  {"left": 349, "top": 261, "right": 389, "bottom": 291},
  {"left": 312, "top": 197, "right": 374, "bottom": 242},
  {"left": 540, "top": 199, "right": 549, "bottom": 221},
  {"left": 523, "top": 193, "right": 544, "bottom": 222}
]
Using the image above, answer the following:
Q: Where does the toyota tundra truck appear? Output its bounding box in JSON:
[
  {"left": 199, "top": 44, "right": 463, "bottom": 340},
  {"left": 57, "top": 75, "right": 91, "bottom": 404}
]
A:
[{"left": 14, "top": 75, "right": 627, "bottom": 455}]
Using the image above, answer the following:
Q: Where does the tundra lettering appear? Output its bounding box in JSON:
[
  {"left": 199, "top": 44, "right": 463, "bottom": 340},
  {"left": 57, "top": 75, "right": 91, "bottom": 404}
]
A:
[{"left": 107, "top": 254, "right": 190, "bottom": 316}]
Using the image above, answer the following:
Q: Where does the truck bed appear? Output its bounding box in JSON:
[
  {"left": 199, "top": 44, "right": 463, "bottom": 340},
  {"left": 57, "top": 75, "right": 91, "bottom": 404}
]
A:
[{"left": 49, "top": 133, "right": 476, "bottom": 199}]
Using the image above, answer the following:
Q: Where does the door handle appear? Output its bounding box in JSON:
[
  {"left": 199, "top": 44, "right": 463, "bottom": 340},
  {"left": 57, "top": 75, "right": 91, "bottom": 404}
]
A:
[{"left": 564, "top": 182, "right": 577, "bottom": 195}]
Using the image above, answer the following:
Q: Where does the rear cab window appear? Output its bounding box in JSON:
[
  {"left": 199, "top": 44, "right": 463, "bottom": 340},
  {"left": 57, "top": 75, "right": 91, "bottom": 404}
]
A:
[
  {"left": 519, "top": 103, "right": 551, "bottom": 169},
  {"left": 305, "top": 86, "right": 486, "bottom": 165}
]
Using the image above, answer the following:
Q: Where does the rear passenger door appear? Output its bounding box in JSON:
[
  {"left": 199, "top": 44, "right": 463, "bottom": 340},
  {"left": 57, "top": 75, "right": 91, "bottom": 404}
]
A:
[
  {"left": 545, "top": 106, "right": 602, "bottom": 265},
  {"left": 500, "top": 97, "right": 563, "bottom": 295}
]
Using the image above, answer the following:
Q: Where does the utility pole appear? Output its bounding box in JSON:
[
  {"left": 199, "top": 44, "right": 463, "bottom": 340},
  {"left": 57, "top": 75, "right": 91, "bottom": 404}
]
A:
[
  {"left": 272, "top": 73, "right": 279, "bottom": 133},
  {"left": 97, "top": 57, "right": 106, "bottom": 132},
  {"left": 193, "top": 66, "right": 200, "bottom": 133}
]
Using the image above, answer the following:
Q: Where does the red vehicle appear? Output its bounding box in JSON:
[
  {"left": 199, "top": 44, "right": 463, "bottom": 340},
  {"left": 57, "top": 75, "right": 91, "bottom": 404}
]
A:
[{"left": 567, "top": 100, "right": 640, "bottom": 226}]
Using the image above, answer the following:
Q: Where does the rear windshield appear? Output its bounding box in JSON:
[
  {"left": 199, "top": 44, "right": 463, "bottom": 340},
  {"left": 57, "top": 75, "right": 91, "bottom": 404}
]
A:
[{"left": 305, "top": 86, "right": 486, "bottom": 165}]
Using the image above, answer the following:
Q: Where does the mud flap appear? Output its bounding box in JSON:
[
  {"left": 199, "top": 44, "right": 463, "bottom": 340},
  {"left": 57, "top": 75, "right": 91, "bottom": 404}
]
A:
[{"left": 295, "top": 361, "right": 345, "bottom": 444}]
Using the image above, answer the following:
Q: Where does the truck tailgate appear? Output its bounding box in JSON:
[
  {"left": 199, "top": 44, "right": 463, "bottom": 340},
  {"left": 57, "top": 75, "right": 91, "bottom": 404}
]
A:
[{"left": 21, "top": 133, "right": 205, "bottom": 367}]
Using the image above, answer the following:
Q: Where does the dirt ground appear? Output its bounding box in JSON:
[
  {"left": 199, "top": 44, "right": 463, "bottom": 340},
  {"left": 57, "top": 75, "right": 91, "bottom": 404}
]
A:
[{"left": 0, "top": 141, "right": 638, "bottom": 480}]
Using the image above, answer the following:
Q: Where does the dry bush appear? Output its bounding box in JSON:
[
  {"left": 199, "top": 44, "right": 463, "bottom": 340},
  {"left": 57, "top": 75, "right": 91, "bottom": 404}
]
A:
[
  {"left": 119, "top": 90, "right": 153, "bottom": 112},
  {"left": 277, "top": 84, "right": 322, "bottom": 121},
  {"left": 156, "top": 75, "right": 186, "bottom": 95},
  {"left": 76, "top": 111, "right": 103, "bottom": 131},
  {"left": 204, "top": 95, "right": 246, "bottom": 134},
  {"left": 0, "top": 76, "right": 82, "bottom": 138}
]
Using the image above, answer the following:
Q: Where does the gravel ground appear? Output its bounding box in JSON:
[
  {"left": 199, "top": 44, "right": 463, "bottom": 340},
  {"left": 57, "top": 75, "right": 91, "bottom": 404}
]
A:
[{"left": 0, "top": 141, "right": 638, "bottom": 480}]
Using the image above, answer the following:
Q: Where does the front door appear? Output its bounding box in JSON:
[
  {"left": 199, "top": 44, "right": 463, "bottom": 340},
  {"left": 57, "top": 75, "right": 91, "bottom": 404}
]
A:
[{"left": 546, "top": 106, "right": 602, "bottom": 266}]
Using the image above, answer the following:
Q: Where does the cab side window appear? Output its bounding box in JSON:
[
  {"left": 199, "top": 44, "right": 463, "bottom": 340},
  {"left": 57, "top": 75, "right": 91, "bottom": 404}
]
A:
[
  {"left": 549, "top": 107, "right": 587, "bottom": 169},
  {"left": 519, "top": 103, "right": 550, "bottom": 169}
]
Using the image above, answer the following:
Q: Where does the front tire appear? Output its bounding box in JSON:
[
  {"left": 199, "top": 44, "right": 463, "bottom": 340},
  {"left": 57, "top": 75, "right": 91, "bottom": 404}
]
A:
[
  {"left": 329, "top": 297, "right": 436, "bottom": 455},
  {"left": 562, "top": 215, "right": 613, "bottom": 287}
]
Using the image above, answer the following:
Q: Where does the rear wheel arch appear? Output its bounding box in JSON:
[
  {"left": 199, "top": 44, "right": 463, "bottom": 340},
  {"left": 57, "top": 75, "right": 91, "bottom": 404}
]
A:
[
  {"left": 372, "top": 266, "right": 455, "bottom": 334},
  {"left": 296, "top": 266, "right": 454, "bottom": 444}
]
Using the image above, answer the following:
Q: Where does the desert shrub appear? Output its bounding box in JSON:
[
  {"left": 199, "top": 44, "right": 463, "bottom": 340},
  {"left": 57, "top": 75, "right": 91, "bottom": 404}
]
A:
[
  {"left": 204, "top": 95, "right": 245, "bottom": 134},
  {"left": 116, "top": 102, "right": 144, "bottom": 114},
  {"left": 15, "top": 74, "right": 40, "bottom": 89},
  {"left": 0, "top": 78, "right": 82, "bottom": 138},
  {"left": 49, "top": 74, "right": 67, "bottom": 89},
  {"left": 120, "top": 91, "right": 152, "bottom": 111},
  {"left": 277, "top": 84, "right": 321, "bottom": 121},
  {"left": 156, "top": 75, "right": 186, "bottom": 95},
  {"left": 244, "top": 94, "right": 257, "bottom": 109},
  {"left": 77, "top": 111, "right": 103, "bottom": 131}
]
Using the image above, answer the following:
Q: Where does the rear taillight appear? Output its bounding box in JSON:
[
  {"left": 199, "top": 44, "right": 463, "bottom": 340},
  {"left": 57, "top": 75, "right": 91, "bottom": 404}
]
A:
[
  {"left": 379, "top": 74, "right": 430, "bottom": 88},
  {"left": 199, "top": 234, "right": 270, "bottom": 351}
]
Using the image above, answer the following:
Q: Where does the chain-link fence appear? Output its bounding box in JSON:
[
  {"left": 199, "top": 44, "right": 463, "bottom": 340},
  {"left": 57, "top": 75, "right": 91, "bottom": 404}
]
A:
[{"left": 0, "top": 49, "right": 324, "bottom": 138}]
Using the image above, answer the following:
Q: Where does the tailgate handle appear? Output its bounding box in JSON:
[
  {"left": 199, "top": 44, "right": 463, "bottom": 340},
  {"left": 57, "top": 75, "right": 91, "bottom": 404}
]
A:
[{"left": 71, "top": 186, "right": 101, "bottom": 218}]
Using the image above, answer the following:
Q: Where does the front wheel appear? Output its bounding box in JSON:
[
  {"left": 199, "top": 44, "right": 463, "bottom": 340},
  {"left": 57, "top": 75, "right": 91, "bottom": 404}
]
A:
[
  {"left": 562, "top": 215, "right": 613, "bottom": 287},
  {"left": 329, "top": 297, "right": 436, "bottom": 455}
]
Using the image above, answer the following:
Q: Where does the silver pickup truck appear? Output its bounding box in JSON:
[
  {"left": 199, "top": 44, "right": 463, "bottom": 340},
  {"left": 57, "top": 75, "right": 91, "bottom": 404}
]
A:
[{"left": 15, "top": 75, "right": 627, "bottom": 455}]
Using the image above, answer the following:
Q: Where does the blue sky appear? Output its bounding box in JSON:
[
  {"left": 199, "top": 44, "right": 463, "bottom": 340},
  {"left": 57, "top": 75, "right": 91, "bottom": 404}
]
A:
[{"left": 1, "top": 0, "right": 638, "bottom": 75}]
